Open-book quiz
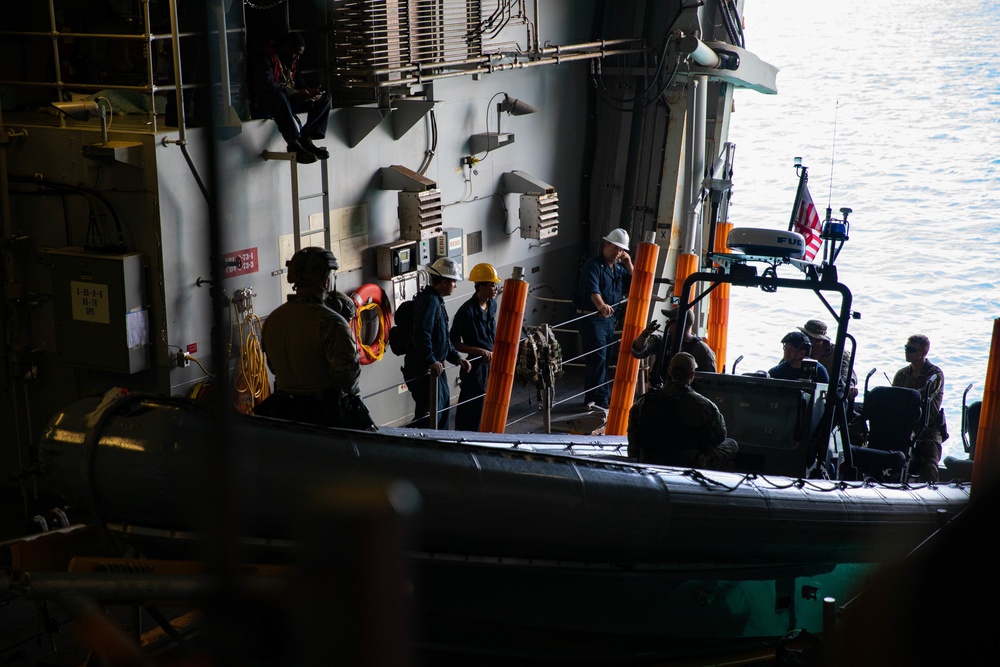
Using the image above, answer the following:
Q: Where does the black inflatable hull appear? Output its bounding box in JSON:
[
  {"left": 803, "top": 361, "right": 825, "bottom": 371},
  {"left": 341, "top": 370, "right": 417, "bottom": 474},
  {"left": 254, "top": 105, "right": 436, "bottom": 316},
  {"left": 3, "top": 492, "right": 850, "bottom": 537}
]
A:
[{"left": 40, "top": 395, "right": 969, "bottom": 661}]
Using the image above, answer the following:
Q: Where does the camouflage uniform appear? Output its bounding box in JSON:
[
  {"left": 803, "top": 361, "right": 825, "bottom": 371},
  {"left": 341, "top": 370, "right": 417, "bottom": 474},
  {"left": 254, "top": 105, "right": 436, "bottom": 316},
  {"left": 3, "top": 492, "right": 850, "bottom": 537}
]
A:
[
  {"left": 627, "top": 380, "right": 738, "bottom": 470},
  {"left": 892, "top": 361, "right": 947, "bottom": 482},
  {"left": 816, "top": 346, "right": 856, "bottom": 391},
  {"left": 632, "top": 330, "right": 717, "bottom": 376},
  {"left": 260, "top": 294, "right": 361, "bottom": 425}
]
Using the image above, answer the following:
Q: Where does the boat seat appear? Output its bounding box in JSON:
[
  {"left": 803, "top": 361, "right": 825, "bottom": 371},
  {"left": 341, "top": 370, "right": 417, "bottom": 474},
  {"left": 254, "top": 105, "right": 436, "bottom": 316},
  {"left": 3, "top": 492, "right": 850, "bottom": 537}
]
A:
[
  {"left": 944, "top": 400, "right": 981, "bottom": 481},
  {"left": 850, "top": 386, "right": 922, "bottom": 482}
]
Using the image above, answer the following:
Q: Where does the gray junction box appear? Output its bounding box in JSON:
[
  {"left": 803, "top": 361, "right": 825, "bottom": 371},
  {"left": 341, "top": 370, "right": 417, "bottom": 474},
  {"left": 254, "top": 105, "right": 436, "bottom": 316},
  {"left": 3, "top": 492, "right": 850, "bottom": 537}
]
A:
[{"left": 48, "top": 248, "right": 150, "bottom": 374}]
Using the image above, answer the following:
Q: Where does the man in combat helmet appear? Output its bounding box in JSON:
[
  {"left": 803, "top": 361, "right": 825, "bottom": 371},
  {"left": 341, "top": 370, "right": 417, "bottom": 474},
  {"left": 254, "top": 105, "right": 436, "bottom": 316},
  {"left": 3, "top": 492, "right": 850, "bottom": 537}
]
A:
[
  {"left": 450, "top": 262, "right": 501, "bottom": 430},
  {"left": 403, "top": 257, "right": 472, "bottom": 429},
  {"left": 258, "top": 247, "right": 367, "bottom": 427}
]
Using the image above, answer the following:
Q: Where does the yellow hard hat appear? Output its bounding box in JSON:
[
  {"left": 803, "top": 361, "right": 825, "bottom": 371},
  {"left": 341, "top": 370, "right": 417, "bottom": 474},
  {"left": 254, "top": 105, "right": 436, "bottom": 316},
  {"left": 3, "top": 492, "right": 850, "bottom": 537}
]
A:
[{"left": 469, "top": 263, "right": 501, "bottom": 283}]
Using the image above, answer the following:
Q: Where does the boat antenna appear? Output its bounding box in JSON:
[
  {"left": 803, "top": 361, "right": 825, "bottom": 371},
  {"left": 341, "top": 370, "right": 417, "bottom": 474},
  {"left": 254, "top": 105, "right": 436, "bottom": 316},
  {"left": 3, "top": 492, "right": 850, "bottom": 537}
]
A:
[{"left": 826, "top": 100, "right": 839, "bottom": 220}]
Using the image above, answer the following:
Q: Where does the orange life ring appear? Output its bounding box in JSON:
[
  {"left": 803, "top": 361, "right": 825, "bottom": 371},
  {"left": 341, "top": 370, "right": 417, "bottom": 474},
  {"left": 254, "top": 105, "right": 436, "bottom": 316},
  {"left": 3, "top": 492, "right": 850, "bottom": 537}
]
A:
[{"left": 350, "top": 284, "right": 393, "bottom": 365}]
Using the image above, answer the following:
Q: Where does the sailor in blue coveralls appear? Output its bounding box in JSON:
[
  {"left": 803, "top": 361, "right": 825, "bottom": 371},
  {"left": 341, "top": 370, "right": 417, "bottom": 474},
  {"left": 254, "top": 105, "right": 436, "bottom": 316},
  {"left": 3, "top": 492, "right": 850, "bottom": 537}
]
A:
[
  {"left": 450, "top": 263, "right": 501, "bottom": 430},
  {"left": 403, "top": 257, "right": 471, "bottom": 429},
  {"left": 574, "top": 228, "right": 633, "bottom": 408}
]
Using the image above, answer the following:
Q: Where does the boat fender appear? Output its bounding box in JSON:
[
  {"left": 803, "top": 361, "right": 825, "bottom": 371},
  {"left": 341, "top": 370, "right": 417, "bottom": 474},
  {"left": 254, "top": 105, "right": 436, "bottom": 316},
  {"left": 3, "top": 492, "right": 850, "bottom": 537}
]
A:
[
  {"left": 350, "top": 284, "right": 392, "bottom": 365},
  {"left": 727, "top": 227, "right": 806, "bottom": 259}
]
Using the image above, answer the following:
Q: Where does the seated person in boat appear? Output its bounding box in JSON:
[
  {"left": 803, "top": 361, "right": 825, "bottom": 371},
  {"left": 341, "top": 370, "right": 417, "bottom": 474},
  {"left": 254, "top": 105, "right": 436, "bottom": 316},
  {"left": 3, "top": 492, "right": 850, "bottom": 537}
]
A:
[
  {"left": 631, "top": 310, "right": 717, "bottom": 385},
  {"left": 892, "top": 334, "right": 947, "bottom": 483},
  {"left": 257, "top": 247, "right": 366, "bottom": 428},
  {"left": 627, "top": 352, "right": 738, "bottom": 470},
  {"left": 769, "top": 331, "right": 830, "bottom": 383},
  {"left": 799, "top": 318, "right": 857, "bottom": 398}
]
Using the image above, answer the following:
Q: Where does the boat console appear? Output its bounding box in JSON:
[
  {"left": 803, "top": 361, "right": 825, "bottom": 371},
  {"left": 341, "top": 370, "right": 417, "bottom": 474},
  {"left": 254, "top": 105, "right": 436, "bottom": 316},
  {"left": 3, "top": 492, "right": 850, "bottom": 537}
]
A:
[
  {"left": 694, "top": 371, "right": 826, "bottom": 476},
  {"left": 668, "top": 217, "right": 856, "bottom": 478}
]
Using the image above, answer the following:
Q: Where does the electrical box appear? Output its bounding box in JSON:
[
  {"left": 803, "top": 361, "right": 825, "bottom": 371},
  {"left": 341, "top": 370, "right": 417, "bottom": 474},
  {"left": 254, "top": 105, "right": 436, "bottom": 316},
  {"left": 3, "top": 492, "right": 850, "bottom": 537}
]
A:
[
  {"left": 398, "top": 189, "right": 444, "bottom": 240},
  {"left": 436, "top": 227, "right": 464, "bottom": 258},
  {"left": 417, "top": 237, "right": 435, "bottom": 266},
  {"left": 376, "top": 240, "right": 418, "bottom": 280},
  {"left": 48, "top": 248, "right": 149, "bottom": 374},
  {"left": 519, "top": 192, "right": 560, "bottom": 240}
]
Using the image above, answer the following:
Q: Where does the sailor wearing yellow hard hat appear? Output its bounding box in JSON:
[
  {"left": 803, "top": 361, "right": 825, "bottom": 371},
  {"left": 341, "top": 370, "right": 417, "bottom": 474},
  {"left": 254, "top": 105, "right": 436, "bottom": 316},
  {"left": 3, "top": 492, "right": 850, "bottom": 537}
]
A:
[{"left": 450, "top": 263, "right": 502, "bottom": 430}]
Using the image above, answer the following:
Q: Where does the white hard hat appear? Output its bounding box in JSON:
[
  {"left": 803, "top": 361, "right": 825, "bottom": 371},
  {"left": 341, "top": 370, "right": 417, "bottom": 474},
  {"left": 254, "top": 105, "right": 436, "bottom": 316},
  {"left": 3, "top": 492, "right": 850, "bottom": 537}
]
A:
[
  {"left": 602, "top": 228, "right": 630, "bottom": 250},
  {"left": 427, "top": 257, "right": 462, "bottom": 281}
]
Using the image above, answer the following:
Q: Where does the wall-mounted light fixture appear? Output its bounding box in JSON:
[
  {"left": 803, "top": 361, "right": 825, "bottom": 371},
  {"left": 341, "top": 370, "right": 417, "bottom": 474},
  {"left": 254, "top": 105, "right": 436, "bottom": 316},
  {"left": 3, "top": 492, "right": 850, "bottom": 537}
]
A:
[
  {"left": 469, "top": 92, "right": 539, "bottom": 155},
  {"left": 51, "top": 99, "right": 143, "bottom": 167}
]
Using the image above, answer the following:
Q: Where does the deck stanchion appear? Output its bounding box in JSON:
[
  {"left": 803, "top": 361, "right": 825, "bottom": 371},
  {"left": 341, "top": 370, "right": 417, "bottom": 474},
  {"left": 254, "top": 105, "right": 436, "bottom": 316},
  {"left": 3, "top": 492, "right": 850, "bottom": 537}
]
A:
[
  {"left": 480, "top": 268, "right": 528, "bottom": 433},
  {"left": 427, "top": 374, "right": 438, "bottom": 429},
  {"left": 606, "top": 233, "right": 659, "bottom": 435},
  {"left": 972, "top": 318, "right": 1000, "bottom": 497},
  {"left": 707, "top": 221, "right": 733, "bottom": 372}
]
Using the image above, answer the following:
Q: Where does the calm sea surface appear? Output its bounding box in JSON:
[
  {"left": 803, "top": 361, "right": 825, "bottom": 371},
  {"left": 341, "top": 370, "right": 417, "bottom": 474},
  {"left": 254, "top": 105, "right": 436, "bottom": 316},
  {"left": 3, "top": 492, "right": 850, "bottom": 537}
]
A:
[{"left": 726, "top": 0, "right": 999, "bottom": 458}]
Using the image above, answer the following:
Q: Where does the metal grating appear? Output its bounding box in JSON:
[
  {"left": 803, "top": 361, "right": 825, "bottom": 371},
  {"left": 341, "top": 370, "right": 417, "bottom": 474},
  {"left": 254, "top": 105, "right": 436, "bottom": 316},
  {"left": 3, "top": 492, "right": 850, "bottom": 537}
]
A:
[
  {"left": 398, "top": 189, "right": 444, "bottom": 240},
  {"left": 467, "top": 230, "right": 483, "bottom": 255},
  {"left": 329, "top": 0, "right": 484, "bottom": 102},
  {"left": 519, "top": 192, "right": 559, "bottom": 240}
]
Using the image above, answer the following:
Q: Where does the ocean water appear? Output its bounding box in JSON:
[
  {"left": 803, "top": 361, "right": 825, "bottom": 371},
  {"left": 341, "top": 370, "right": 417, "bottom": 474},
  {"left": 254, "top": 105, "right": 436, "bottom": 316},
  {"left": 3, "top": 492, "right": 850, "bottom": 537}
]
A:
[{"left": 725, "top": 0, "right": 999, "bottom": 458}]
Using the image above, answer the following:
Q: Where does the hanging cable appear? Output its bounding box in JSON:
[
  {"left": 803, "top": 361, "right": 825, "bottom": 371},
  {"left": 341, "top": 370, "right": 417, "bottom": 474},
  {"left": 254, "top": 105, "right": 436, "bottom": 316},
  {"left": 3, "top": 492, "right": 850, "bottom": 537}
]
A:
[
  {"left": 230, "top": 290, "right": 270, "bottom": 413},
  {"left": 352, "top": 300, "right": 390, "bottom": 363}
]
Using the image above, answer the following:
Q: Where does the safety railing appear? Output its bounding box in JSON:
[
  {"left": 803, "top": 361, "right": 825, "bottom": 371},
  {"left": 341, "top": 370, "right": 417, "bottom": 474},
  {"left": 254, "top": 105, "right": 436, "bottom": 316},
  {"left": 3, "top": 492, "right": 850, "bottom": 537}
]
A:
[{"left": 361, "top": 295, "right": 630, "bottom": 433}]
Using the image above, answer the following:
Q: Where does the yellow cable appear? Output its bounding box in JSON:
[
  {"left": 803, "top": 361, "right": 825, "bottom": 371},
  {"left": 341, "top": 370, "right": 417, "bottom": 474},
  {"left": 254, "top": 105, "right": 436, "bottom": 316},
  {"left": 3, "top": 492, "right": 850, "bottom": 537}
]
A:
[
  {"left": 237, "top": 310, "right": 271, "bottom": 405},
  {"left": 353, "top": 300, "right": 389, "bottom": 362}
]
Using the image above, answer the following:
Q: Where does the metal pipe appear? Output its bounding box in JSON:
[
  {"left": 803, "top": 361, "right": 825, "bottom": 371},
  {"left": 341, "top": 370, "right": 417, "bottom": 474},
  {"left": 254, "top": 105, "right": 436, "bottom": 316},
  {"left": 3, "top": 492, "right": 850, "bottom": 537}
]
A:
[
  {"left": 428, "top": 375, "right": 439, "bottom": 429},
  {"left": 163, "top": 0, "right": 209, "bottom": 203},
  {"left": 0, "top": 29, "right": 240, "bottom": 40},
  {"left": 682, "top": 75, "right": 707, "bottom": 254},
  {"left": 46, "top": 0, "right": 62, "bottom": 104},
  {"left": 356, "top": 47, "right": 645, "bottom": 85},
  {"left": 537, "top": 38, "right": 641, "bottom": 55},
  {"left": 678, "top": 34, "right": 722, "bottom": 68},
  {"left": 142, "top": 0, "right": 158, "bottom": 132}
]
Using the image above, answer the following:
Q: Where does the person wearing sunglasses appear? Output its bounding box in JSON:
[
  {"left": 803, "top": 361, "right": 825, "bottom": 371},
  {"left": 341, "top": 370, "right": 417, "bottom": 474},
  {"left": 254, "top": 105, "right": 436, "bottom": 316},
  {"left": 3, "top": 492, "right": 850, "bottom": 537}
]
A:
[{"left": 892, "top": 334, "right": 947, "bottom": 482}]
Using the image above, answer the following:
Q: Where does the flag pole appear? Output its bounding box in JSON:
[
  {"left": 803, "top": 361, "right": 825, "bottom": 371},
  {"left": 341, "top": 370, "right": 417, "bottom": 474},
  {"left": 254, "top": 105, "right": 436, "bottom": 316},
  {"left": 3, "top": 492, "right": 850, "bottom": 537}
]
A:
[{"left": 788, "top": 163, "right": 809, "bottom": 232}]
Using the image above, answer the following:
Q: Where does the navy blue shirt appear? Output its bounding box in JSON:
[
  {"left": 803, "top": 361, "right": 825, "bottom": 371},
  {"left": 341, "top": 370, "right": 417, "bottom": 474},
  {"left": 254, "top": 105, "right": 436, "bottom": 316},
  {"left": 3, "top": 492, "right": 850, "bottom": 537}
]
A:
[
  {"left": 768, "top": 360, "right": 830, "bottom": 383},
  {"left": 406, "top": 286, "right": 461, "bottom": 369},
  {"left": 450, "top": 295, "right": 497, "bottom": 356},
  {"left": 574, "top": 253, "right": 630, "bottom": 312}
]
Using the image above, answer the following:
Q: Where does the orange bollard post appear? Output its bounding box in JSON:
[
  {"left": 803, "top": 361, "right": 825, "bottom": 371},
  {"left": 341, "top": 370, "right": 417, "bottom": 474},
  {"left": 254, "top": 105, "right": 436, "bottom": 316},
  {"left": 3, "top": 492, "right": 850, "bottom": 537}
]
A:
[
  {"left": 707, "top": 222, "right": 733, "bottom": 372},
  {"left": 606, "top": 235, "right": 660, "bottom": 435},
  {"left": 971, "top": 318, "right": 1000, "bottom": 498},
  {"left": 479, "top": 268, "right": 529, "bottom": 433},
  {"left": 674, "top": 252, "right": 699, "bottom": 305}
]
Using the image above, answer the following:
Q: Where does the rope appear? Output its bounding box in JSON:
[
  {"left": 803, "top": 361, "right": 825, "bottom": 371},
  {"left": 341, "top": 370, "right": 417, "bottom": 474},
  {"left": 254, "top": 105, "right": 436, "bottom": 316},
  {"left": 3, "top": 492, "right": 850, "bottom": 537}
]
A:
[
  {"left": 353, "top": 300, "right": 389, "bottom": 362},
  {"left": 237, "top": 312, "right": 271, "bottom": 403},
  {"left": 232, "top": 296, "right": 270, "bottom": 413}
]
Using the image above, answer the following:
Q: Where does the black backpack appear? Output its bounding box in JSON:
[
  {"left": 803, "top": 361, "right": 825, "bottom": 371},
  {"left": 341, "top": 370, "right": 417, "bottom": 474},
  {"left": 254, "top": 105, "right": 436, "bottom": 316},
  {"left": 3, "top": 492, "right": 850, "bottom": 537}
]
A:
[{"left": 388, "top": 297, "right": 416, "bottom": 356}]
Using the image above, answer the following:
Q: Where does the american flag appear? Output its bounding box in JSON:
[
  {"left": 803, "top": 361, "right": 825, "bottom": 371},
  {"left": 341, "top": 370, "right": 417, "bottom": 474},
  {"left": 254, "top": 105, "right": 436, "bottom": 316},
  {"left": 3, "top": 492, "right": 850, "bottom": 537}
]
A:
[{"left": 792, "top": 183, "right": 823, "bottom": 261}]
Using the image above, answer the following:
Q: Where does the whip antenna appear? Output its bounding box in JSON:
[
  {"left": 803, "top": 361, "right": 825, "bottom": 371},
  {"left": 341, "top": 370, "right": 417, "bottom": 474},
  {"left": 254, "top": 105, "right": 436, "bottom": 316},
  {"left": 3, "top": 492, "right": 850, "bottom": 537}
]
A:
[{"left": 827, "top": 100, "right": 839, "bottom": 214}]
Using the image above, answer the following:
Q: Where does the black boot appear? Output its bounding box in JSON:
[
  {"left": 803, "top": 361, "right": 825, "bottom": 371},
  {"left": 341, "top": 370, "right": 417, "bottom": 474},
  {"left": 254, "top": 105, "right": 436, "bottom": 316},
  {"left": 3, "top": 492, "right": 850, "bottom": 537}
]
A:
[
  {"left": 299, "top": 137, "right": 330, "bottom": 160},
  {"left": 287, "top": 140, "right": 318, "bottom": 164}
]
